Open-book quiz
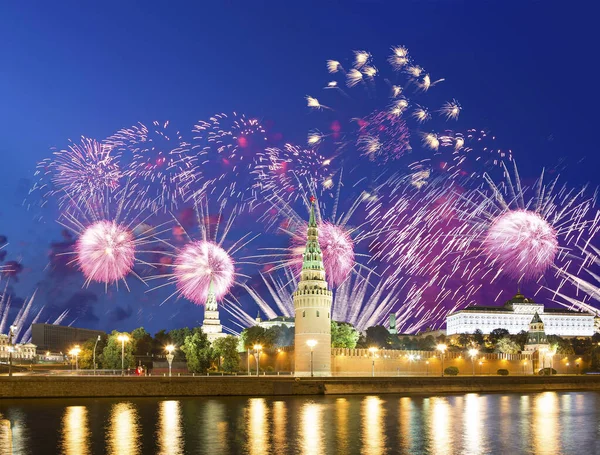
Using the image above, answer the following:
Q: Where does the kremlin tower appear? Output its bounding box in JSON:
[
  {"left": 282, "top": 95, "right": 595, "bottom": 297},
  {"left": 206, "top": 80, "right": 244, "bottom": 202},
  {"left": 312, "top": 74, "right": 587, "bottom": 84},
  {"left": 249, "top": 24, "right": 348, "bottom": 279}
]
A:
[
  {"left": 293, "top": 196, "right": 333, "bottom": 376},
  {"left": 201, "top": 281, "right": 227, "bottom": 343}
]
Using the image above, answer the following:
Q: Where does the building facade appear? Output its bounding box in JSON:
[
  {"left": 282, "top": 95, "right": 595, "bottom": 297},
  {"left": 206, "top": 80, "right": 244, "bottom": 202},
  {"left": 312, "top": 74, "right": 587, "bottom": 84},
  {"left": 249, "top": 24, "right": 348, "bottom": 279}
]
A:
[
  {"left": 31, "top": 324, "right": 105, "bottom": 352},
  {"left": 446, "top": 292, "right": 595, "bottom": 337},
  {"left": 293, "top": 197, "right": 333, "bottom": 376},
  {"left": 0, "top": 334, "right": 37, "bottom": 360},
  {"left": 256, "top": 316, "right": 295, "bottom": 330}
]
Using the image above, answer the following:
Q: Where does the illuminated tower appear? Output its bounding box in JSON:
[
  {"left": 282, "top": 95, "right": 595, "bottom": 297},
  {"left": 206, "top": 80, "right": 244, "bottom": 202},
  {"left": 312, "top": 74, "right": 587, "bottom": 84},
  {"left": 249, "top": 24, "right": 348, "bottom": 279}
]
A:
[
  {"left": 201, "top": 281, "right": 227, "bottom": 343},
  {"left": 293, "top": 196, "right": 333, "bottom": 376}
]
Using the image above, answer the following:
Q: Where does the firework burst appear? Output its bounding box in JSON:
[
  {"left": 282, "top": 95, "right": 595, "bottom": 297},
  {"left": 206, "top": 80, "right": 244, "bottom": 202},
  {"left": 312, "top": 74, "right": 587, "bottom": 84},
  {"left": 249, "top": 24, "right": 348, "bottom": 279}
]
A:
[
  {"left": 148, "top": 197, "right": 257, "bottom": 305},
  {"left": 105, "top": 121, "right": 199, "bottom": 212},
  {"left": 191, "top": 112, "right": 269, "bottom": 209}
]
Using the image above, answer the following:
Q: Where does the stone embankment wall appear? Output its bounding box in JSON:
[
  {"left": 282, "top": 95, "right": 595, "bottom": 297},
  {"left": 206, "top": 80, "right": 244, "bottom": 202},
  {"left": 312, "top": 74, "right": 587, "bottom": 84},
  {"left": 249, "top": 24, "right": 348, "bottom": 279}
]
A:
[{"left": 2, "top": 376, "right": 600, "bottom": 399}]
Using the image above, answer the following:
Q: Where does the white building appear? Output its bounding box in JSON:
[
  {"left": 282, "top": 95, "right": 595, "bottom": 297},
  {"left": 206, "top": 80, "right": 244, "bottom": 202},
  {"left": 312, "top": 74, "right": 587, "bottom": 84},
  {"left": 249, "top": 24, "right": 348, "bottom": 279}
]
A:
[
  {"left": 0, "top": 334, "right": 37, "bottom": 360},
  {"left": 201, "top": 282, "right": 227, "bottom": 343},
  {"left": 256, "top": 315, "right": 295, "bottom": 330},
  {"left": 294, "top": 197, "right": 333, "bottom": 376},
  {"left": 446, "top": 291, "right": 595, "bottom": 337}
]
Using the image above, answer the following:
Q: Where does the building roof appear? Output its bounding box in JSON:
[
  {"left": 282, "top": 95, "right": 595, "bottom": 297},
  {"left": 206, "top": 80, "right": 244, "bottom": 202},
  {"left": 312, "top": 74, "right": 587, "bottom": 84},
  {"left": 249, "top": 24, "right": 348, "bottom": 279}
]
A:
[{"left": 530, "top": 312, "right": 543, "bottom": 324}]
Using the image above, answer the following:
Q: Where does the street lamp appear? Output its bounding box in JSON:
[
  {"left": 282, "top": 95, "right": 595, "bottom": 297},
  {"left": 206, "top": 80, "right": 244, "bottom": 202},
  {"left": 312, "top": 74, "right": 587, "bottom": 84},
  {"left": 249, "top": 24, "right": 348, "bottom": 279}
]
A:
[
  {"left": 306, "top": 340, "right": 317, "bottom": 377},
  {"left": 468, "top": 348, "right": 478, "bottom": 376},
  {"left": 368, "top": 347, "right": 378, "bottom": 377},
  {"left": 253, "top": 344, "right": 262, "bottom": 376},
  {"left": 165, "top": 345, "right": 175, "bottom": 377},
  {"left": 437, "top": 344, "right": 447, "bottom": 377},
  {"left": 523, "top": 359, "right": 528, "bottom": 375},
  {"left": 93, "top": 335, "right": 101, "bottom": 376},
  {"left": 8, "top": 325, "right": 17, "bottom": 377},
  {"left": 117, "top": 334, "right": 130, "bottom": 376},
  {"left": 69, "top": 346, "right": 81, "bottom": 372}
]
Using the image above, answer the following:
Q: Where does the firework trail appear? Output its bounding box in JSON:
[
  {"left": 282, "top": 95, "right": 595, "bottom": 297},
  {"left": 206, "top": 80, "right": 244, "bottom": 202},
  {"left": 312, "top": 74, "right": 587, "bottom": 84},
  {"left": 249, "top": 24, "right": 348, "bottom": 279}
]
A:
[
  {"left": 31, "top": 137, "right": 121, "bottom": 209},
  {"left": 305, "top": 45, "right": 460, "bottom": 167},
  {"left": 191, "top": 112, "right": 269, "bottom": 210},
  {"left": 105, "top": 121, "right": 200, "bottom": 212},
  {"left": 257, "top": 143, "right": 336, "bottom": 204},
  {"left": 147, "top": 196, "right": 258, "bottom": 305}
]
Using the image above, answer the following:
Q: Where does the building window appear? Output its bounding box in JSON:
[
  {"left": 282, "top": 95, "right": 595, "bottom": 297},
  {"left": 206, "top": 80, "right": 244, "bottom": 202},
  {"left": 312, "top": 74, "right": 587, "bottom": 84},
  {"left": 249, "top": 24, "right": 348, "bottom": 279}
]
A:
[
  {"left": 303, "top": 311, "right": 306, "bottom": 318},
  {"left": 317, "top": 311, "right": 320, "bottom": 317}
]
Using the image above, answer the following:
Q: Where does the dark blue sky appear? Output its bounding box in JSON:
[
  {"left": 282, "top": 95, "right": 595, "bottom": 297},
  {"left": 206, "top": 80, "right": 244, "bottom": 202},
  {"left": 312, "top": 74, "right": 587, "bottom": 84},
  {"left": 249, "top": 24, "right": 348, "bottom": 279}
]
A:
[{"left": 1, "top": 2, "right": 598, "bottom": 334}]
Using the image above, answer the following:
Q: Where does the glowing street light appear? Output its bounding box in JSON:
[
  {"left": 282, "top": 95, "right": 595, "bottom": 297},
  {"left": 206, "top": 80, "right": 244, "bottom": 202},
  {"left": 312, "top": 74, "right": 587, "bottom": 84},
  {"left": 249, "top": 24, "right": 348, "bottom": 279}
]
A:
[
  {"left": 307, "top": 340, "right": 317, "bottom": 377},
  {"left": 468, "top": 348, "right": 478, "bottom": 376},
  {"left": 69, "top": 345, "right": 81, "bottom": 371},
  {"left": 437, "top": 344, "right": 447, "bottom": 377},
  {"left": 165, "top": 345, "right": 175, "bottom": 377},
  {"left": 253, "top": 344, "right": 262, "bottom": 376},
  {"left": 93, "top": 335, "right": 101, "bottom": 376},
  {"left": 8, "top": 325, "right": 17, "bottom": 377},
  {"left": 117, "top": 334, "right": 130, "bottom": 376},
  {"left": 368, "top": 347, "right": 378, "bottom": 377}
]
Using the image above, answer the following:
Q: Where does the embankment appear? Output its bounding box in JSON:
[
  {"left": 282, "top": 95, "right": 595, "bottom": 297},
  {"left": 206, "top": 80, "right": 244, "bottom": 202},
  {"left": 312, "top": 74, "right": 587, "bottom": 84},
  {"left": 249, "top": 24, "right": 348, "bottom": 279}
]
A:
[{"left": 2, "top": 375, "right": 600, "bottom": 399}]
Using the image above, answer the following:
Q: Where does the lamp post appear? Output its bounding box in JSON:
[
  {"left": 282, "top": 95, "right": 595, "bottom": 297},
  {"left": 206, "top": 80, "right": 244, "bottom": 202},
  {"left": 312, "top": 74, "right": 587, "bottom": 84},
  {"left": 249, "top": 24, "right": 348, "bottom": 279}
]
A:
[
  {"left": 426, "top": 360, "right": 429, "bottom": 376},
  {"left": 117, "top": 334, "right": 130, "bottom": 376},
  {"left": 69, "top": 346, "right": 81, "bottom": 372},
  {"left": 566, "top": 362, "right": 570, "bottom": 375},
  {"left": 307, "top": 340, "right": 317, "bottom": 377},
  {"left": 165, "top": 344, "right": 175, "bottom": 377},
  {"left": 437, "top": 344, "right": 447, "bottom": 377},
  {"left": 247, "top": 348, "right": 251, "bottom": 375},
  {"left": 368, "top": 347, "right": 378, "bottom": 377},
  {"left": 8, "top": 325, "right": 16, "bottom": 377},
  {"left": 253, "top": 344, "right": 262, "bottom": 376},
  {"left": 523, "top": 359, "right": 527, "bottom": 375},
  {"left": 468, "top": 348, "right": 478, "bottom": 376},
  {"left": 93, "top": 335, "right": 101, "bottom": 376}
]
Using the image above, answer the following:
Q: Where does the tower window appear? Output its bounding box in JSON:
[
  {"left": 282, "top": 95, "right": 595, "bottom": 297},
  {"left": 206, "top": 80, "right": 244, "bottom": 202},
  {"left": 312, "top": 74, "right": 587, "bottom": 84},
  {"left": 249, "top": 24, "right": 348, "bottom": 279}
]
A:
[
  {"left": 317, "top": 310, "right": 320, "bottom": 317},
  {"left": 303, "top": 311, "right": 306, "bottom": 318},
  {"left": 328, "top": 312, "right": 330, "bottom": 319}
]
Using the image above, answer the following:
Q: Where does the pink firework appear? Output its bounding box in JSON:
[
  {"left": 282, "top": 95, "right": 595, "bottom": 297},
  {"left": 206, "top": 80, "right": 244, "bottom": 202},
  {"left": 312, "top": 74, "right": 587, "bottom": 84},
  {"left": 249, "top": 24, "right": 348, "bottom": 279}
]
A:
[
  {"left": 174, "top": 240, "right": 235, "bottom": 304},
  {"left": 76, "top": 220, "right": 135, "bottom": 284},
  {"left": 483, "top": 210, "right": 558, "bottom": 280},
  {"left": 357, "top": 110, "right": 411, "bottom": 163},
  {"left": 291, "top": 221, "right": 355, "bottom": 287}
]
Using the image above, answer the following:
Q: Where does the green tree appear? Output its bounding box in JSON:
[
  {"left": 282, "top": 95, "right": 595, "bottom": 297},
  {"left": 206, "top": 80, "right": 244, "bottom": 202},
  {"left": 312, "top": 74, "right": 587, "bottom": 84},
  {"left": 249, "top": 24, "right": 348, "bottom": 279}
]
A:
[
  {"left": 100, "top": 331, "right": 135, "bottom": 370},
  {"left": 212, "top": 336, "right": 241, "bottom": 373},
  {"left": 77, "top": 336, "right": 106, "bottom": 369},
  {"left": 364, "top": 325, "right": 392, "bottom": 349},
  {"left": 240, "top": 326, "right": 271, "bottom": 350},
  {"left": 473, "top": 329, "right": 485, "bottom": 346},
  {"left": 152, "top": 329, "right": 172, "bottom": 355},
  {"left": 331, "top": 322, "right": 360, "bottom": 349},
  {"left": 456, "top": 333, "right": 473, "bottom": 348},
  {"left": 131, "top": 327, "right": 153, "bottom": 356},
  {"left": 495, "top": 336, "right": 521, "bottom": 354},
  {"left": 547, "top": 335, "right": 575, "bottom": 355},
  {"left": 488, "top": 328, "right": 510, "bottom": 346},
  {"left": 515, "top": 330, "right": 529, "bottom": 349},
  {"left": 181, "top": 331, "right": 212, "bottom": 373},
  {"left": 417, "top": 335, "right": 436, "bottom": 351}
]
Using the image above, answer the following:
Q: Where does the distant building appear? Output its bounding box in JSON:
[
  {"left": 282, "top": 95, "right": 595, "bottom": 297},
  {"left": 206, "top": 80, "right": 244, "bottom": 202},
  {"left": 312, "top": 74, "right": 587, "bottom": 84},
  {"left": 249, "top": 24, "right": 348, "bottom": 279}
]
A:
[
  {"left": 446, "top": 291, "right": 595, "bottom": 337},
  {"left": 256, "top": 315, "right": 295, "bottom": 330},
  {"left": 201, "top": 282, "right": 227, "bottom": 343},
  {"left": 388, "top": 314, "right": 397, "bottom": 335},
  {"left": 0, "top": 334, "right": 37, "bottom": 360},
  {"left": 31, "top": 324, "right": 105, "bottom": 352}
]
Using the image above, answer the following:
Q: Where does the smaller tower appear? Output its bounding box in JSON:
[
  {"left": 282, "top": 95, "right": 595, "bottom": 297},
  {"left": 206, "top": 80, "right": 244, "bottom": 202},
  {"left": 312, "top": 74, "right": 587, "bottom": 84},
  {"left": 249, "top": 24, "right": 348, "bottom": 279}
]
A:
[
  {"left": 523, "top": 312, "right": 550, "bottom": 372},
  {"left": 388, "top": 314, "right": 397, "bottom": 335},
  {"left": 201, "top": 281, "right": 227, "bottom": 343}
]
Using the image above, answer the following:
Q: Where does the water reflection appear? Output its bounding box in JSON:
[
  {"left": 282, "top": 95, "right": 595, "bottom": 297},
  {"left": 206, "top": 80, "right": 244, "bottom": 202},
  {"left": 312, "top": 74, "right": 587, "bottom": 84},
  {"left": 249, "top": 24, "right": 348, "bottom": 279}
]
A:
[
  {"left": 430, "top": 397, "right": 451, "bottom": 455},
  {"left": 0, "top": 413, "right": 12, "bottom": 455},
  {"left": 533, "top": 392, "right": 560, "bottom": 454},
  {"left": 61, "top": 406, "right": 90, "bottom": 455},
  {"left": 273, "top": 401, "right": 288, "bottom": 452},
  {"left": 361, "top": 396, "right": 387, "bottom": 455},
  {"left": 247, "top": 398, "right": 269, "bottom": 455},
  {"left": 300, "top": 402, "right": 322, "bottom": 455},
  {"left": 106, "top": 402, "right": 141, "bottom": 455},
  {"left": 463, "top": 394, "right": 482, "bottom": 454},
  {"left": 336, "top": 398, "right": 349, "bottom": 454},
  {"left": 157, "top": 401, "right": 183, "bottom": 455}
]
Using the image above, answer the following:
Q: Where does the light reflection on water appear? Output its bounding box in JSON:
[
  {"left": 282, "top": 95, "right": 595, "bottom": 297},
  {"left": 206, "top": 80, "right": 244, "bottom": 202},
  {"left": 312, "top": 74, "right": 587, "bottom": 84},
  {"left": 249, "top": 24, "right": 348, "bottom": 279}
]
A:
[{"left": 0, "top": 391, "right": 599, "bottom": 454}]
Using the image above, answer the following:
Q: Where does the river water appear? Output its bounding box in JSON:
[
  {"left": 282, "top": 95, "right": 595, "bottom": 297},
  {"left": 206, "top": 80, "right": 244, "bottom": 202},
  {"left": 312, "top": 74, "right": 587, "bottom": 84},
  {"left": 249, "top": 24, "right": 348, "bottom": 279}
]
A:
[{"left": 1, "top": 391, "right": 599, "bottom": 454}]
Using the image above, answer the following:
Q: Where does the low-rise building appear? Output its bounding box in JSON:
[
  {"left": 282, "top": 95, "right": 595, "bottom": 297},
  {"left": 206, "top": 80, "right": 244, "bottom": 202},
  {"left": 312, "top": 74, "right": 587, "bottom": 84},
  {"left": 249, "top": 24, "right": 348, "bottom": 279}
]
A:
[
  {"left": 0, "top": 334, "right": 37, "bottom": 360},
  {"left": 446, "top": 292, "right": 595, "bottom": 337}
]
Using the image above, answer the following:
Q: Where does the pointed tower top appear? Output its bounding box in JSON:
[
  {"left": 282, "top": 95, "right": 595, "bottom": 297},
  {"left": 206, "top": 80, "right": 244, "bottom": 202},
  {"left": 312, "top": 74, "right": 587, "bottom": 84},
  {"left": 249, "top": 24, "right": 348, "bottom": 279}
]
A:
[
  {"left": 308, "top": 195, "right": 317, "bottom": 228},
  {"left": 530, "top": 311, "right": 543, "bottom": 324},
  {"left": 205, "top": 279, "right": 217, "bottom": 311}
]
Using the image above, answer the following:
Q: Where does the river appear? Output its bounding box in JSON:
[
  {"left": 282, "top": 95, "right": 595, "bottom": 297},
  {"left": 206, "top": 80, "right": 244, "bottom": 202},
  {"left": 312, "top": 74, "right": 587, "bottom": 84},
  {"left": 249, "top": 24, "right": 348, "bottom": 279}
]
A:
[{"left": 1, "top": 391, "right": 599, "bottom": 454}]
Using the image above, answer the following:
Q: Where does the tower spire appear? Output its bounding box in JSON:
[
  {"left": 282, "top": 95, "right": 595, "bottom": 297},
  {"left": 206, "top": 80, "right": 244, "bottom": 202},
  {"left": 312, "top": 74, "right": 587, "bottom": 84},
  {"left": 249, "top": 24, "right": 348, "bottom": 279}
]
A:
[{"left": 201, "top": 278, "right": 226, "bottom": 342}]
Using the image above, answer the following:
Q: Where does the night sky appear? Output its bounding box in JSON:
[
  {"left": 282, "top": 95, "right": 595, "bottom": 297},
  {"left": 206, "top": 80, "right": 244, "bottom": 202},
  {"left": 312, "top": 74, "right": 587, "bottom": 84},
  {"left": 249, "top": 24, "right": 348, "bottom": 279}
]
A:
[{"left": 1, "top": 2, "right": 598, "bottom": 335}]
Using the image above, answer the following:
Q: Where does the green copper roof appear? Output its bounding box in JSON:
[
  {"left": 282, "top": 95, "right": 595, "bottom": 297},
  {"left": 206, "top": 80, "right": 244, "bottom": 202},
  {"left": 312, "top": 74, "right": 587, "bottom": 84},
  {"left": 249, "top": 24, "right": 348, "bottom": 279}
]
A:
[{"left": 530, "top": 312, "right": 543, "bottom": 324}]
